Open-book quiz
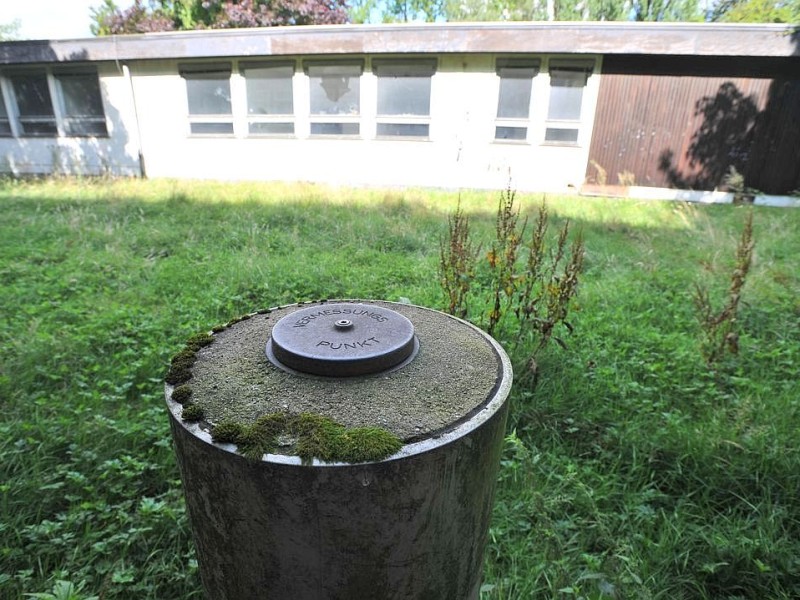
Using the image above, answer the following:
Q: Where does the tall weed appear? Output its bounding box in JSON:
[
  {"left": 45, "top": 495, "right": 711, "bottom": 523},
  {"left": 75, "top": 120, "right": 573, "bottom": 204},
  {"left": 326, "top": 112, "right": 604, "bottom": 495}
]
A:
[{"left": 439, "top": 186, "right": 585, "bottom": 375}]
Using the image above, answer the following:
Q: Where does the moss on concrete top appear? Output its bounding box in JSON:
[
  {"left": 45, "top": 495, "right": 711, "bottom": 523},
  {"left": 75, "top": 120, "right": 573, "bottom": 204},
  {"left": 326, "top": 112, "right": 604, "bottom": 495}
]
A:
[{"left": 188, "top": 300, "right": 502, "bottom": 442}]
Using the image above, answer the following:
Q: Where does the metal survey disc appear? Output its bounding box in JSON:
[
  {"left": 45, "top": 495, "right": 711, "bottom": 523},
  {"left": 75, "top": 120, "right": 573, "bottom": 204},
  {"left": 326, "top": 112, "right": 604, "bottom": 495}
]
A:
[{"left": 266, "top": 302, "right": 418, "bottom": 377}]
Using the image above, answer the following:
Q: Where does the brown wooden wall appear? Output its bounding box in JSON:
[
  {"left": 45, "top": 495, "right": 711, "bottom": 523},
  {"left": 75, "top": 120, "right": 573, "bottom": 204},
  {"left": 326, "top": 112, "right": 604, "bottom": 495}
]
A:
[{"left": 586, "top": 56, "right": 800, "bottom": 195}]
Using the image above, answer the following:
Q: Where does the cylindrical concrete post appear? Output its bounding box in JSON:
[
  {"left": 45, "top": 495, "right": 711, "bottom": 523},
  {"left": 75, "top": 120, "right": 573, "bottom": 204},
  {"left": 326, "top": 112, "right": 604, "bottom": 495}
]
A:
[{"left": 166, "top": 300, "right": 512, "bottom": 600}]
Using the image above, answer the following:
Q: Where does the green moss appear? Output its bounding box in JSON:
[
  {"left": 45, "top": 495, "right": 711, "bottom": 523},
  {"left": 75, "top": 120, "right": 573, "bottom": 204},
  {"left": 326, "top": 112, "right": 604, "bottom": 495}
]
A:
[
  {"left": 209, "top": 411, "right": 402, "bottom": 464},
  {"left": 166, "top": 349, "right": 197, "bottom": 384},
  {"left": 211, "top": 420, "right": 244, "bottom": 443},
  {"left": 211, "top": 324, "right": 227, "bottom": 333},
  {"left": 185, "top": 332, "right": 214, "bottom": 352},
  {"left": 170, "top": 385, "right": 192, "bottom": 405},
  {"left": 181, "top": 403, "right": 204, "bottom": 422},
  {"left": 165, "top": 364, "right": 192, "bottom": 386},
  {"left": 165, "top": 331, "right": 216, "bottom": 386},
  {"left": 291, "top": 413, "right": 347, "bottom": 463},
  {"left": 335, "top": 427, "right": 404, "bottom": 463}
]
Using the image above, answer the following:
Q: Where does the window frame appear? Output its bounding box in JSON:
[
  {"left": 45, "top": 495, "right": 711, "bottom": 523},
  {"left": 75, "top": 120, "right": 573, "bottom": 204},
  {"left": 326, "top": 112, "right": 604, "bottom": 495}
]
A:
[
  {"left": 543, "top": 59, "right": 594, "bottom": 146},
  {"left": 493, "top": 58, "right": 541, "bottom": 144},
  {"left": 373, "top": 58, "right": 436, "bottom": 140},
  {"left": 241, "top": 60, "right": 296, "bottom": 138},
  {"left": 304, "top": 59, "right": 364, "bottom": 138},
  {"left": 0, "top": 67, "right": 108, "bottom": 139},
  {"left": 179, "top": 62, "right": 234, "bottom": 137},
  {"left": 53, "top": 68, "right": 109, "bottom": 137},
  {"left": 0, "top": 80, "right": 12, "bottom": 137},
  {"left": 7, "top": 69, "right": 58, "bottom": 138}
]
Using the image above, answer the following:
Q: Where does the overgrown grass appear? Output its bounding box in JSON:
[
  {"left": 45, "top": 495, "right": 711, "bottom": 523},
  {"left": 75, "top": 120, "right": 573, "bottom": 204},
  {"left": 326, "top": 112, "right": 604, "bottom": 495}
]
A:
[{"left": 1, "top": 178, "right": 798, "bottom": 599}]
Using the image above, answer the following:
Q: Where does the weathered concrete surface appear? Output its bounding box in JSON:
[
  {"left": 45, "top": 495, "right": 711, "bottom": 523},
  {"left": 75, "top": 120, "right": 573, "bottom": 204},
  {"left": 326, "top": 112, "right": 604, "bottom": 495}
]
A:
[
  {"left": 167, "top": 300, "right": 512, "bottom": 600},
  {"left": 188, "top": 300, "right": 500, "bottom": 441}
]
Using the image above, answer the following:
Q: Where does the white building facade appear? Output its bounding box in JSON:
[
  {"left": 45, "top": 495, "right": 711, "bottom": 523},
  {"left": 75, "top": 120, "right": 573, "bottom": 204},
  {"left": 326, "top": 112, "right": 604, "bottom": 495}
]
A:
[{"left": 0, "top": 23, "right": 795, "bottom": 193}]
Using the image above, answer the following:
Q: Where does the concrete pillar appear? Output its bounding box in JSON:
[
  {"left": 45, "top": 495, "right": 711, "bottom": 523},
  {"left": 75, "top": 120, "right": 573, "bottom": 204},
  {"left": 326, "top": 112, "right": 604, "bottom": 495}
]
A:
[{"left": 166, "top": 300, "right": 512, "bottom": 600}]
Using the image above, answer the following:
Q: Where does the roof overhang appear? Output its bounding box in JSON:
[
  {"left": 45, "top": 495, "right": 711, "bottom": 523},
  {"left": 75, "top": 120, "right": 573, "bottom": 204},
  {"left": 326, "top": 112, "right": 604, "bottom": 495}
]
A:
[{"left": 0, "top": 22, "right": 798, "bottom": 65}]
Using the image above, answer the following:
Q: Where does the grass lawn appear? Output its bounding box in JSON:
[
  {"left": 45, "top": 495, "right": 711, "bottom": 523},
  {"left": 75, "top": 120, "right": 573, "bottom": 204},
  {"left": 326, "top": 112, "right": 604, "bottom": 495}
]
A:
[{"left": 1, "top": 177, "right": 798, "bottom": 599}]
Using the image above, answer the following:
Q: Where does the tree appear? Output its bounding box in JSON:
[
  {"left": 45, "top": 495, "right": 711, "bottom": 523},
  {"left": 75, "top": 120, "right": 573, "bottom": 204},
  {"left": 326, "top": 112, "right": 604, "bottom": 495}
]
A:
[
  {"left": 0, "top": 19, "right": 21, "bottom": 41},
  {"left": 92, "top": 0, "right": 348, "bottom": 34},
  {"left": 711, "top": 0, "right": 800, "bottom": 22},
  {"left": 630, "top": 0, "right": 702, "bottom": 19},
  {"left": 442, "top": 0, "right": 699, "bottom": 21}
]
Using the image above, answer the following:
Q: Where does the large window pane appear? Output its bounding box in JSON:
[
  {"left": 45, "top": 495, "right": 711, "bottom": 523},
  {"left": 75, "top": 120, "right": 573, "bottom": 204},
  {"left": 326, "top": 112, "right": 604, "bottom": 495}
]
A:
[
  {"left": 497, "top": 77, "right": 532, "bottom": 119},
  {"left": 374, "top": 60, "right": 435, "bottom": 138},
  {"left": 56, "top": 71, "right": 108, "bottom": 136},
  {"left": 377, "top": 77, "right": 431, "bottom": 116},
  {"left": 547, "top": 73, "right": 585, "bottom": 121},
  {"left": 244, "top": 63, "right": 294, "bottom": 115},
  {"left": 11, "top": 71, "right": 57, "bottom": 136},
  {"left": 547, "top": 63, "right": 591, "bottom": 122},
  {"left": 306, "top": 61, "right": 362, "bottom": 137},
  {"left": 186, "top": 76, "right": 232, "bottom": 115},
  {"left": 308, "top": 63, "right": 361, "bottom": 116},
  {"left": 180, "top": 63, "right": 233, "bottom": 136},
  {"left": 494, "top": 59, "right": 539, "bottom": 142}
]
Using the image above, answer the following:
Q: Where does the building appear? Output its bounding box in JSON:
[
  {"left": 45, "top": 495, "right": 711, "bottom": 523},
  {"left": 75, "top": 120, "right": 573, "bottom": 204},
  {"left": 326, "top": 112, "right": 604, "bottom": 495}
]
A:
[{"left": 0, "top": 22, "right": 798, "bottom": 197}]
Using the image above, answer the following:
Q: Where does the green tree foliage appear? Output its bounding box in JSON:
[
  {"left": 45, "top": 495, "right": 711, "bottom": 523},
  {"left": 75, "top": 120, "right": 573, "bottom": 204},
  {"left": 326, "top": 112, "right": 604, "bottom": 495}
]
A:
[
  {"left": 0, "top": 19, "right": 21, "bottom": 41},
  {"left": 93, "top": 0, "right": 348, "bottom": 34},
  {"left": 443, "top": 0, "right": 630, "bottom": 21},
  {"left": 712, "top": 0, "right": 800, "bottom": 22},
  {"left": 388, "top": 0, "right": 445, "bottom": 20},
  {"left": 436, "top": 0, "right": 700, "bottom": 22}
]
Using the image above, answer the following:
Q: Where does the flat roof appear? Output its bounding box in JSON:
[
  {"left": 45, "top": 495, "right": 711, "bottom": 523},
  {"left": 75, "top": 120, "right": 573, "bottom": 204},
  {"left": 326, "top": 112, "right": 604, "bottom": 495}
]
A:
[{"left": 0, "top": 22, "right": 798, "bottom": 65}]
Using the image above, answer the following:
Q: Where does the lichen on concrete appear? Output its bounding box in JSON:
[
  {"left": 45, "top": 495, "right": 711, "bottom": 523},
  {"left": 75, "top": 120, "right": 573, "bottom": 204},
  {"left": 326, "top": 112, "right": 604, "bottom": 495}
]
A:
[{"left": 188, "top": 300, "right": 501, "bottom": 446}]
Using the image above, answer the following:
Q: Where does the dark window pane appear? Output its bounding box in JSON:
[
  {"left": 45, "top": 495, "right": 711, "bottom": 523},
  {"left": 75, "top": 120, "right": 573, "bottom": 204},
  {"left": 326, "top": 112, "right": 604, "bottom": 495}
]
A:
[
  {"left": 19, "top": 120, "right": 58, "bottom": 136},
  {"left": 376, "top": 123, "right": 429, "bottom": 137},
  {"left": 495, "top": 126, "right": 527, "bottom": 141},
  {"left": 310, "top": 122, "right": 359, "bottom": 136},
  {"left": 64, "top": 118, "right": 108, "bottom": 137},
  {"left": 248, "top": 122, "right": 294, "bottom": 135},
  {"left": 544, "top": 128, "right": 579, "bottom": 143},
  {"left": 11, "top": 72, "right": 54, "bottom": 118},
  {"left": 58, "top": 73, "right": 104, "bottom": 117},
  {"left": 190, "top": 122, "right": 234, "bottom": 135},
  {"left": 0, "top": 100, "right": 9, "bottom": 136}
]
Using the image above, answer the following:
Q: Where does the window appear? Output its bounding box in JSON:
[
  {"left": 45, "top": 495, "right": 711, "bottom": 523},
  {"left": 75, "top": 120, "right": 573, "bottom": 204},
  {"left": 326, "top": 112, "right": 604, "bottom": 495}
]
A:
[
  {"left": 55, "top": 69, "right": 108, "bottom": 136},
  {"left": 494, "top": 58, "right": 540, "bottom": 142},
  {"left": 374, "top": 59, "right": 435, "bottom": 138},
  {"left": 305, "top": 61, "right": 362, "bottom": 136},
  {"left": 180, "top": 63, "right": 233, "bottom": 135},
  {"left": 544, "top": 60, "right": 593, "bottom": 145},
  {"left": 0, "top": 92, "right": 10, "bottom": 137},
  {"left": 243, "top": 61, "right": 295, "bottom": 136},
  {"left": 10, "top": 71, "right": 57, "bottom": 137}
]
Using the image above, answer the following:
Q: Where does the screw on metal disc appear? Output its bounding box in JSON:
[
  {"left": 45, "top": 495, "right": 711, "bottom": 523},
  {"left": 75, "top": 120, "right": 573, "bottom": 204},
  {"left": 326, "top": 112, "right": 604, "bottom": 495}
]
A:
[{"left": 266, "top": 303, "right": 418, "bottom": 377}]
